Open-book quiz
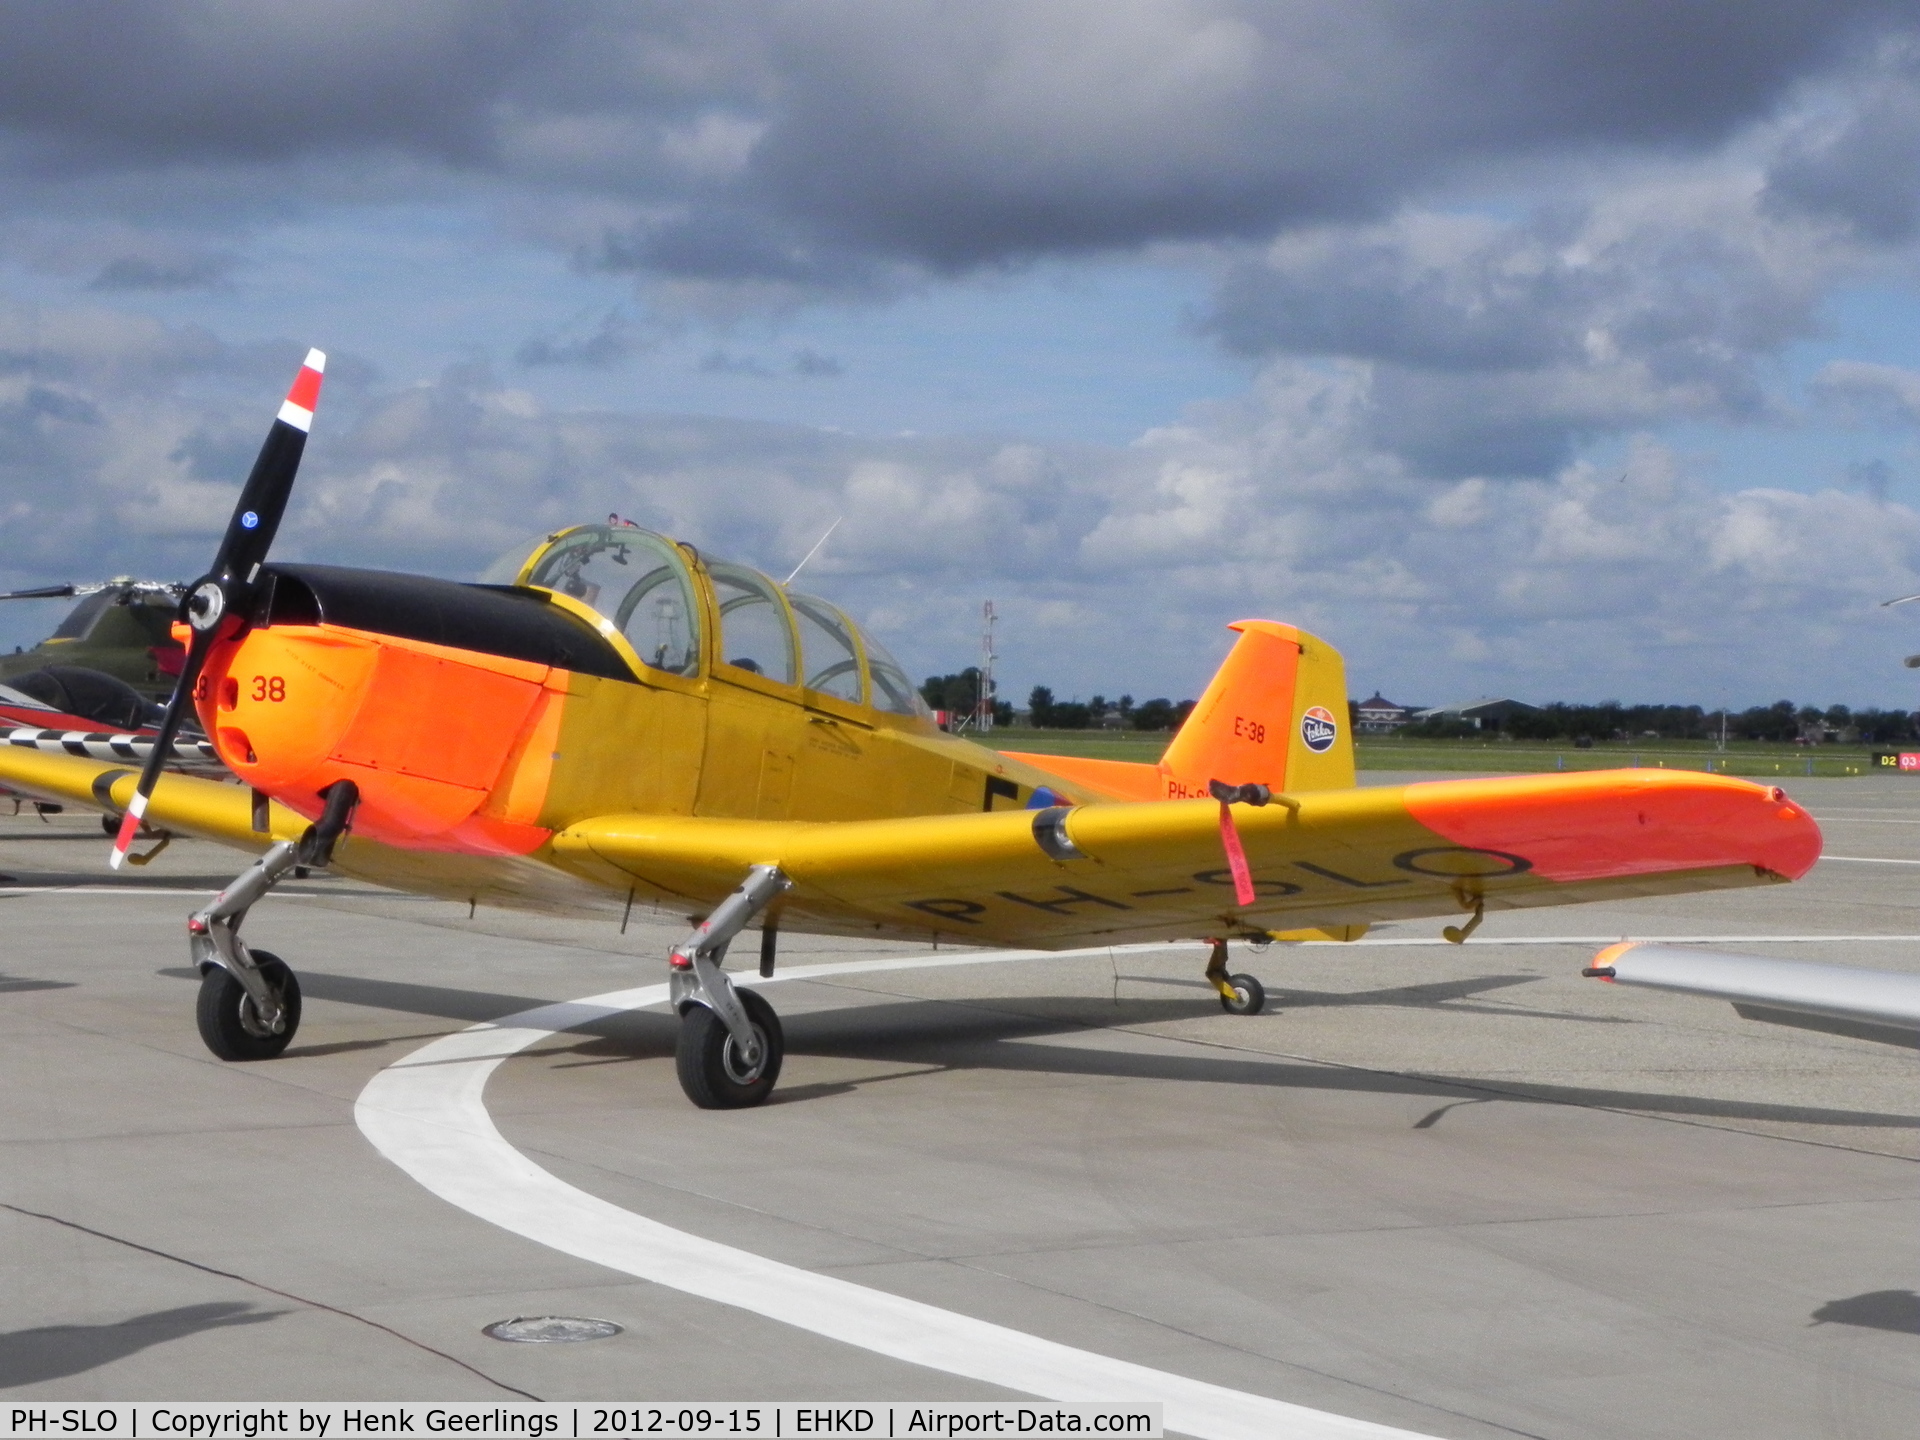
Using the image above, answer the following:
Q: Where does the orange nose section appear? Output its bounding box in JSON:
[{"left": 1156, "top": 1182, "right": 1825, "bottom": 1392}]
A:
[{"left": 196, "top": 624, "right": 559, "bottom": 849}]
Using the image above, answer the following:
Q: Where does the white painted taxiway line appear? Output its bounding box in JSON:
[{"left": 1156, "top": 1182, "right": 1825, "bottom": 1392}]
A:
[
  {"left": 1332, "top": 932, "right": 1920, "bottom": 945},
  {"left": 356, "top": 944, "right": 1439, "bottom": 1440},
  {"left": 0, "top": 886, "right": 320, "bottom": 896}
]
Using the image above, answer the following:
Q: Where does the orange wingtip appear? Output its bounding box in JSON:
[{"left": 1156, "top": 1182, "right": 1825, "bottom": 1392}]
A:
[
  {"left": 1592, "top": 941, "right": 1635, "bottom": 966},
  {"left": 1404, "top": 770, "right": 1821, "bottom": 885}
]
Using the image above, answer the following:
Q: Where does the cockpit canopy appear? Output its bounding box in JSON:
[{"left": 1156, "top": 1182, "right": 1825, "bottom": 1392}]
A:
[{"left": 491, "top": 524, "right": 928, "bottom": 718}]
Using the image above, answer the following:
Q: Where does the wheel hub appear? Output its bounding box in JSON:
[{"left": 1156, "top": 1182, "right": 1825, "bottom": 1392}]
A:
[
  {"left": 720, "top": 1024, "right": 767, "bottom": 1084},
  {"left": 237, "top": 986, "right": 282, "bottom": 1037}
]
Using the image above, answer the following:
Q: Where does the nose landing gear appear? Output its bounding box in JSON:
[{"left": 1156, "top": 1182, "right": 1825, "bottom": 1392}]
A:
[
  {"left": 185, "top": 780, "right": 356, "bottom": 1062},
  {"left": 197, "top": 948, "right": 302, "bottom": 1060}
]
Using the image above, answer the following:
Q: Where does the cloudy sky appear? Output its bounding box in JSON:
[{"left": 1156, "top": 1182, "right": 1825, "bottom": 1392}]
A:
[{"left": 6, "top": 1, "right": 1920, "bottom": 709}]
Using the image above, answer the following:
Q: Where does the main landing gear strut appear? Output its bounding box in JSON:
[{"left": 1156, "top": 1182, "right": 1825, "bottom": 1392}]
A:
[
  {"left": 669, "top": 864, "right": 792, "bottom": 1109},
  {"left": 188, "top": 781, "right": 357, "bottom": 1061}
]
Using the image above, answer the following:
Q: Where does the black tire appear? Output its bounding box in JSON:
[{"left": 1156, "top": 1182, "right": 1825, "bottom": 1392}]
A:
[
  {"left": 1219, "top": 972, "right": 1266, "bottom": 1016},
  {"left": 196, "top": 950, "right": 301, "bottom": 1060},
  {"left": 676, "top": 988, "right": 783, "bottom": 1109}
]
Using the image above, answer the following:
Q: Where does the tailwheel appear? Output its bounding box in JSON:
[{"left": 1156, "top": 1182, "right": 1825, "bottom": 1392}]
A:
[
  {"left": 196, "top": 950, "right": 301, "bottom": 1061},
  {"left": 1203, "top": 937, "right": 1266, "bottom": 1015},
  {"left": 1219, "top": 972, "right": 1265, "bottom": 1016},
  {"left": 676, "top": 987, "right": 783, "bottom": 1109}
]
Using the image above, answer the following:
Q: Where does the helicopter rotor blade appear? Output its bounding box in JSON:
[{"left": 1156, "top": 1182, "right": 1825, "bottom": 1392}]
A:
[
  {"left": 2, "top": 580, "right": 184, "bottom": 602},
  {"left": 110, "top": 348, "right": 324, "bottom": 869}
]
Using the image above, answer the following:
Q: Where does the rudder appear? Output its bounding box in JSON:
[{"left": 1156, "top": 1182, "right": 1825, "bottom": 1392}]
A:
[{"left": 1159, "top": 620, "right": 1355, "bottom": 797}]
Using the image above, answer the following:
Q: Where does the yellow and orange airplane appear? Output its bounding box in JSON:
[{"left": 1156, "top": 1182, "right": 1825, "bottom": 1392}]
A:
[{"left": 0, "top": 352, "right": 1824, "bottom": 1107}]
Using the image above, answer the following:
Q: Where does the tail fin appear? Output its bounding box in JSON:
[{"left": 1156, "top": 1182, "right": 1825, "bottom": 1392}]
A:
[{"left": 1159, "top": 620, "right": 1354, "bottom": 797}]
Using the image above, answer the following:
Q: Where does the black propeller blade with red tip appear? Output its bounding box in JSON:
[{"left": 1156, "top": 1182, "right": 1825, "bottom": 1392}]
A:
[{"left": 109, "top": 348, "right": 325, "bottom": 869}]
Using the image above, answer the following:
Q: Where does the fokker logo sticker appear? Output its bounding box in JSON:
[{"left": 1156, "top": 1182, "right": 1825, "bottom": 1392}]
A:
[{"left": 1300, "top": 704, "right": 1338, "bottom": 754}]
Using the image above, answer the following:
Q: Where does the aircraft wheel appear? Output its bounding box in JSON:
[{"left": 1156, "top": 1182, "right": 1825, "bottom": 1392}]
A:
[
  {"left": 1219, "top": 973, "right": 1266, "bottom": 1016},
  {"left": 676, "top": 988, "right": 783, "bottom": 1109},
  {"left": 196, "top": 950, "right": 301, "bottom": 1061}
]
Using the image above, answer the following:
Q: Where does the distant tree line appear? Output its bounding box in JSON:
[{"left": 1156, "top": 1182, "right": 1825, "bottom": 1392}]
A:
[
  {"left": 920, "top": 667, "right": 1014, "bottom": 727},
  {"left": 1023, "top": 686, "right": 1198, "bottom": 731},
  {"left": 1398, "top": 701, "right": 1920, "bottom": 744},
  {"left": 994, "top": 689, "right": 1920, "bottom": 742}
]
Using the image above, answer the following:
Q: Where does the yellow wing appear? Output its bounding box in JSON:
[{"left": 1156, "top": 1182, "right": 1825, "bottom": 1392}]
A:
[
  {"left": 550, "top": 770, "right": 1822, "bottom": 947},
  {"left": 3, "top": 743, "right": 1822, "bottom": 948}
]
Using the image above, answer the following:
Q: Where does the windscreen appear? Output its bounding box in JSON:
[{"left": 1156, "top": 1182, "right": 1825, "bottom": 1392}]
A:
[
  {"left": 859, "top": 629, "right": 928, "bottom": 717},
  {"left": 789, "top": 592, "right": 863, "bottom": 702},
  {"left": 522, "top": 526, "right": 700, "bottom": 675},
  {"left": 710, "top": 563, "right": 797, "bottom": 684}
]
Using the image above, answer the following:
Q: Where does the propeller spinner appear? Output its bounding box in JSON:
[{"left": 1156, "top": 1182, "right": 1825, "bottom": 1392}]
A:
[{"left": 109, "top": 348, "right": 325, "bottom": 869}]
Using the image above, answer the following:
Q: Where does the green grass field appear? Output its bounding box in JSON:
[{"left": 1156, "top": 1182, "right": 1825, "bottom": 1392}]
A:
[{"left": 982, "top": 725, "right": 1890, "bottom": 778}]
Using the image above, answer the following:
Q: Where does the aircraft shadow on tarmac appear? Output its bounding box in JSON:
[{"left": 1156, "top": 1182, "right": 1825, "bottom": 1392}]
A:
[
  {"left": 1114, "top": 970, "right": 1632, "bottom": 1023},
  {"left": 1810, "top": 1290, "right": 1920, "bottom": 1335},
  {"left": 0, "top": 1302, "right": 280, "bottom": 1387},
  {"left": 197, "top": 966, "right": 1920, "bottom": 1133},
  {"left": 0, "top": 972, "right": 73, "bottom": 992}
]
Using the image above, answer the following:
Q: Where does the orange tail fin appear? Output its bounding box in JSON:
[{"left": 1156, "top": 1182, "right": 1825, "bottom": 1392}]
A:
[{"left": 1159, "top": 620, "right": 1355, "bottom": 798}]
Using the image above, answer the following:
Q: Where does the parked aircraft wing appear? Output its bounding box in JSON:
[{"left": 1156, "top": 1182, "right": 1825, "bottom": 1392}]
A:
[
  {"left": 553, "top": 770, "right": 1821, "bottom": 948},
  {"left": 1585, "top": 942, "right": 1920, "bottom": 1049},
  {"left": 0, "top": 744, "right": 293, "bottom": 848},
  {"left": 6, "top": 727, "right": 221, "bottom": 766}
]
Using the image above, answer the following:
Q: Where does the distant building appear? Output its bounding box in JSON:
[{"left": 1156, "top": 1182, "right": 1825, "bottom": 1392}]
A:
[
  {"left": 1355, "top": 693, "right": 1411, "bottom": 733},
  {"left": 1415, "top": 697, "right": 1539, "bottom": 733}
]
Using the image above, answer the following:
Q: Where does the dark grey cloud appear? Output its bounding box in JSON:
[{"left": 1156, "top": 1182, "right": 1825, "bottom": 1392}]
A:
[
  {"left": 792, "top": 348, "right": 842, "bottom": 378},
  {"left": 1763, "top": 38, "right": 1920, "bottom": 242},
  {"left": 88, "top": 253, "right": 234, "bottom": 291},
  {"left": 1814, "top": 360, "right": 1920, "bottom": 427},
  {"left": 698, "top": 350, "right": 775, "bottom": 378},
  {"left": 749, "top": 1, "right": 1901, "bottom": 270},
  {"left": 0, "top": 1, "right": 545, "bottom": 168},
  {"left": 1200, "top": 182, "right": 1818, "bottom": 477},
  {"left": 0, "top": 2, "right": 1907, "bottom": 281},
  {"left": 515, "top": 312, "right": 639, "bottom": 368}
]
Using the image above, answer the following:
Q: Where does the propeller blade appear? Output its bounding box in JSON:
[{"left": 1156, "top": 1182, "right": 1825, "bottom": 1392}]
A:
[
  {"left": 209, "top": 348, "right": 325, "bottom": 596},
  {"left": 0, "top": 584, "right": 79, "bottom": 600},
  {"left": 109, "top": 348, "right": 325, "bottom": 870},
  {"left": 109, "top": 626, "right": 216, "bottom": 867}
]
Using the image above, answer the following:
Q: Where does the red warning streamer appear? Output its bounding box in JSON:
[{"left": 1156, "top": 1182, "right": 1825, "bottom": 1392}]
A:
[{"left": 1217, "top": 800, "right": 1256, "bottom": 908}]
